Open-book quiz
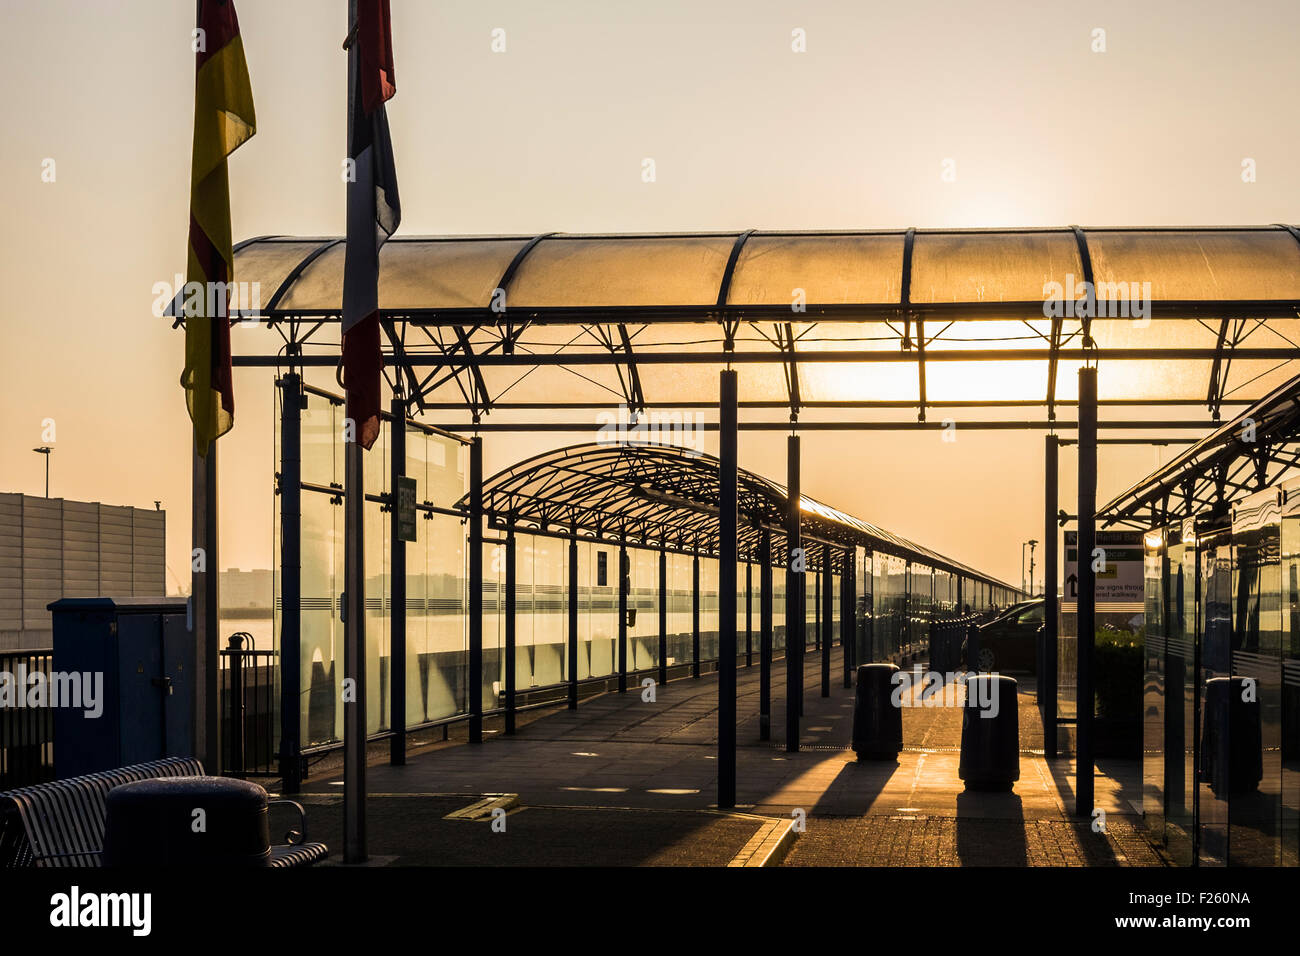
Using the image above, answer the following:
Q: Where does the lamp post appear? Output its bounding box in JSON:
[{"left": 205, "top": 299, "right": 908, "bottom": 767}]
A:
[
  {"left": 1026, "top": 539, "right": 1038, "bottom": 596},
  {"left": 32, "top": 446, "right": 51, "bottom": 498}
]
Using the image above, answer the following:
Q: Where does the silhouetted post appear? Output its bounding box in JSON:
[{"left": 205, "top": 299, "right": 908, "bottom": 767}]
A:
[
  {"left": 821, "top": 549, "right": 832, "bottom": 697},
  {"left": 842, "top": 546, "right": 854, "bottom": 689},
  {"left": 1077, "top": 366, "right": 1097, "bottom": 816},
  {"left": 658, "top": 545, "right": 668, "bottom": 686},
  {"left": 618, "top": 543, "right": 629, "bottom": 694},
  {"left": 692, "top": 553, "right": 701, "bottom": 678},
  {"left": 718, "top": 368, "right": 738, "bottom": 808},
  {"left": 568, "top": 535, "right": 579, "bottom": 709},
  {"left": 277, "top": 373, "right": 302, "bottom": 791},
  {"left": 1044, "top": 434, "right": 1058, "bottom": 758},
  {"left": 504, "top": 527, "right": 517, "bottom": 734},
  {"left": 192, "top": 445, "right": 219, "bottom": 776},
  {"left": 389, "top": 397, "right": 406, "bottom": 764},
  {"left": 786, "top": 435, "right": 803, "bottom": 752},
  {"left": 468, "top": 437, "right": 483, "bottom": 744},
  {"left": 760, "top": 529, "right": 773, "bottom": 741}
]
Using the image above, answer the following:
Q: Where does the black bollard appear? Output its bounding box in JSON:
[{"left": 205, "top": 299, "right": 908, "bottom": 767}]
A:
[
  {"left": 958, "top": 673, "right": 1019, "bottom": 792},
  {"left": 852, "top": 663, "right": 904, "bottom": 760}
]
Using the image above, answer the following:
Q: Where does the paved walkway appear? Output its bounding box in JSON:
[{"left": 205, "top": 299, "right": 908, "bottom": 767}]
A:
[{"left": 304, "top": 647, "right": 1163, "bottom": 866}]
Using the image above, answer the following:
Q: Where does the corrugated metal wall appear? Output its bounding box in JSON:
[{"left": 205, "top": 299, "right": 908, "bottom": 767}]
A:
[{"left": 0, "top": 494, "right": 166, "bottom": 650}]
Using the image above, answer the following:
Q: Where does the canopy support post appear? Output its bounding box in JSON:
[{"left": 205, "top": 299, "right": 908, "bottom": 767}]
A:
[
  {"left": 658, "top": 545, "right": 668, "bottom": 686},
  {"left": 842, "top": 546, "right": 854, "bottom": 689},
  {"left": 618, "top": 543, "right": 629, "bottom": 694},
  {"left": 1044, "top": 434, "right": 1059, "bottom": 759},
  {"left": 504, "top": 527, "right": 517, "bottom": 734},
  {"left": 692, "top": 553, "right": 701, "bottom": 679},
  {"left": 1076, "top": 367, "right": 1098, "bottom": 816},
  {"left": 468, "top": 436, "right": 483, "bottom": 744},
  {"left": 389, "top": 396, "right": 406, "bottom": 765},
  {"left": 786, "top": 435, "right": 803, "bottom": 752},
  {"left": 568, "top": 534, "right": 579, "bottom": 709},
  {"left": 277, "top": 374, "right": 302, "bottom": 791},
  {"left": 760, "top": 529, "right": 773, "bottom": 741},
  {"left": 718, "top": 368, "right": 738, "bottom": 809},
  {"left": 821, "top": 549, "right": 832, "bottom": 697}
]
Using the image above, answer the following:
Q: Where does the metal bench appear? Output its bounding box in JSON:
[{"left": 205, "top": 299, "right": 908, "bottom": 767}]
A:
[{"left": 0, "top": 757, "right": 327, "bottom": 867}]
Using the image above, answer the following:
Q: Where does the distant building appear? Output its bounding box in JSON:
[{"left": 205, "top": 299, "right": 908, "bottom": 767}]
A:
[
  {"left": 220, "top": 567, "right": 273, "bottom": 615},
  {"left": 0, "top": 494, "right": 165, "bottom": 651}
]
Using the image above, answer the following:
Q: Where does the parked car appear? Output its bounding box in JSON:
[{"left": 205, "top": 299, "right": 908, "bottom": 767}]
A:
[{"left": 962, "top": 598, "right": 1043, "bottom": 674}]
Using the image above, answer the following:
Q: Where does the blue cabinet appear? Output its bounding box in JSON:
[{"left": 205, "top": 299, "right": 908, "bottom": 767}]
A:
[{"left": 47, "top": 597, "right": 194, "bottom": 779}]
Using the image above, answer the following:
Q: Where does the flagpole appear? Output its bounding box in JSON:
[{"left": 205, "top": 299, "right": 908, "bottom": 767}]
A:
[
  {"left": 342, "top": 0, "right": 368, "bottom": 865},
  {"left": 192, "top": 440, "right": 219, "bottom": 774}
]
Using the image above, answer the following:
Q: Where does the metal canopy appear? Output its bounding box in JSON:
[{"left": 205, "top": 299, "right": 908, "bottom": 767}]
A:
[
  {"left": 463, "top": 440, "right": 1018, "bottom": 590},
  {"left": 203, "top": 226, "right": 1300, "bottom": 424},
  {"left": 1098, "top": 372, "right": 1300, "bottom": 528}
]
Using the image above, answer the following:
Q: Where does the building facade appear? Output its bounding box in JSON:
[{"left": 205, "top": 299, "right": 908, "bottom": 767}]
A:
[{"left": 0, "top": 494, "right": 165, "bottom": 651}]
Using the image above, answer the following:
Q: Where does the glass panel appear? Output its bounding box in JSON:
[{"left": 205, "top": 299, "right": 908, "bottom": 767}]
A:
[
  {"left": 726, "top": 234, "right": 903, "bottom": 306},
  {"left": 1088, "top": 229, "right": 1300, "bottom": 301},
  {"left": 1197, "top": 515, "right": 1233, "bottom": 865},
  {"left": 630, "top": 547, "right": 659, "bottom": 673},
  {"left": 909, "top": 230, "right": 1081, "bottom": 304},
  {"left": 301, "top": 487, "right": 340, "bottom": 747},
  {"left": 380, "top": 238, "right": 529, "bottom": 310},
  {"left": 1281, "top": 480, "right": 1300, "bottom": 866},
  {"left": 700, "top": 557, "right": 720, "bottom": 662},
  {"left": 1143, "top": 527, "right": 1168, "bottom": 844},
  {"left": 1228, "top": 489, "right": 1282, "bottom": 865},
  {"left": 508, "top": 236, "right": 736, "bottom": 307}
]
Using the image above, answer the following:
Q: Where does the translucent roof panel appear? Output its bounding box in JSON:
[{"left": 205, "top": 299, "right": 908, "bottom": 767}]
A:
[
  {"left": 277, "top": 237, "right": 530, "bottom": 312},
  {"left": 228, "top": 239, "right": 329, "bottom": 311},
  {"left": 231, "top": 228, "right": 1300, "bottom": 317},
  {"left": 909, "top": 230, "right": 1082, "bottom": 304},
  {"left": 506, "top": 235, "right": 736, "bottom": 308},
  {"left": 726, "top": 234, "right": 904, "bottom": 306},
  {"left": 1087, "top": 229, "right": 1300, "bottom": 301}
]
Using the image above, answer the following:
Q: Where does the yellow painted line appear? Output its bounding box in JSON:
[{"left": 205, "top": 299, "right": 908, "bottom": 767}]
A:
[
  {"left": 727, "top": 817, "right": 800, "bottom": 868},
  {"left": 443, "top": 793, "right": 521, "bottom": 821}
]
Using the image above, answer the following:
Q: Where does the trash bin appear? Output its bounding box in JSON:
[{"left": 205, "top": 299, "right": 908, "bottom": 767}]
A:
[
  {"left": 852, "top": 663, "right": 903, "bottom": 760},
  {"left": 958, "top": 674, "right": 1019, "bottom": 791},
  {"left": 104, "top": 776, "right": 272, "bottom": 866},
  {"left": 1201, "top": 676, "right": 1263, "bottom": 795}
]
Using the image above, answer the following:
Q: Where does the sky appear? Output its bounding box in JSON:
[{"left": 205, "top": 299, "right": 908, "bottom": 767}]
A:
[{"left": 2, "top": 0, "right": 1300, "bottom": 592}]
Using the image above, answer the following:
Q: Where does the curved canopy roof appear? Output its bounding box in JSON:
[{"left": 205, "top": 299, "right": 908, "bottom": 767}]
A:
[
  {"left": 213, "top": 226, "right": 1300, "bottom": 417},
  {"left": 463, "top": 441, "right": 1018, "bottom": 591},
  {"left": 232, "top": 226, "right": 1300, "bottom": 318},
  {"left": 1099, "top": 371, "right": 1300, "bottom": 528}
]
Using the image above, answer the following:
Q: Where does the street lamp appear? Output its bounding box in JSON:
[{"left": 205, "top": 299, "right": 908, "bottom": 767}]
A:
[
  {"left": 32, "top": 447, "right": 51, "bottom": 498},
  {"left": 1027, "top": 539, "right": 1038, "bottom": 596}
]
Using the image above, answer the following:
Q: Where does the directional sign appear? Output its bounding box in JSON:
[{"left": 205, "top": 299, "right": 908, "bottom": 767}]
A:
[
  {"left": 1064, "top": 529, "right": 1144, "bottom": 603},
  {"left": 396, "top": 476, "right": 418, "bottom": 543}
]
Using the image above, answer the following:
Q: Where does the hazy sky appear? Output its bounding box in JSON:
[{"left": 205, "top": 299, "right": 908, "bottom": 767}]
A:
[{"left": 2, "top": 0, "right": 1299, "bottom": 591}]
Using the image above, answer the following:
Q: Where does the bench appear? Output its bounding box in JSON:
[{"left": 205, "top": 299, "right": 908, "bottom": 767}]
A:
[{"left": 0, "top": 757, "right": 327, "bottom": 867}]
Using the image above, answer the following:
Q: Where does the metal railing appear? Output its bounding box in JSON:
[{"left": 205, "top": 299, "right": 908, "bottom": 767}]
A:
[
  {"left": 0, "top": 649, "right": 54, "bottom": 788},
  {"left": 220, "top": 634, "right": 278, "bottom": 777}
]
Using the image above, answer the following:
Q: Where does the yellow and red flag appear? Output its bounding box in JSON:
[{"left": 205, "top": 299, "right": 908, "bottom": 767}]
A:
[
  {"left": 341, "top": 0, "right": 400, "bottom": 450},
  {"left": 183, "top": 0, "right": 256, "bottom": 455}
]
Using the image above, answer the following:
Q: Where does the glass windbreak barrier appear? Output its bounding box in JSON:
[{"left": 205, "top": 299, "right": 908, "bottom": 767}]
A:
[
  {"left": 1197, "top": 515, "right": 1233, "bottom": 866},
  {"left": 1282, "top": 482, "right": 1300, "bottom": 867},
  {"left": 1228, "top": 490, "right": 1283, "bottom": 866},
  {"left": 1143, "top": 527, "right": 1169, "bottom": 848}
]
